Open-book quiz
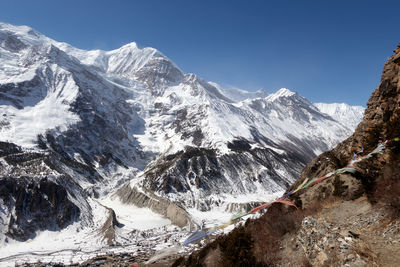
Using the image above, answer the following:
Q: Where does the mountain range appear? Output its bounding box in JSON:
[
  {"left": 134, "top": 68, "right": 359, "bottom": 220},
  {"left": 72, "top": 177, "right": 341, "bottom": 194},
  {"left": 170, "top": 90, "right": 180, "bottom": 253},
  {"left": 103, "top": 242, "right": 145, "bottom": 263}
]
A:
[
  {"left": 0, "top": 22, "right": 364, "bottom": 264},
  {"left": 177, "top": 42, "right": 400, "bottom": 267}
]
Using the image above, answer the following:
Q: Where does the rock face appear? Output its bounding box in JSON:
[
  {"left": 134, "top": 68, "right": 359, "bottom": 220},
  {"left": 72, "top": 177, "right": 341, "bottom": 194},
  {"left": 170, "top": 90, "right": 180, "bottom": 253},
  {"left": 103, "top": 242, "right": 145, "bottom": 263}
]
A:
[
  {"left": 175, "top": 44, "right": 400, "bottom": 267},
  {"left": 139, "top": 145, "right": 305, "bottom": 210},
  {"left": 0, "top": 140, "right": 110, "bottom": 246},
  {"left": 0, "top": 142, "right": 83, "bottom": 241},
  {"left": 0, "top": 176, "right": 80, "bottom": 241}
]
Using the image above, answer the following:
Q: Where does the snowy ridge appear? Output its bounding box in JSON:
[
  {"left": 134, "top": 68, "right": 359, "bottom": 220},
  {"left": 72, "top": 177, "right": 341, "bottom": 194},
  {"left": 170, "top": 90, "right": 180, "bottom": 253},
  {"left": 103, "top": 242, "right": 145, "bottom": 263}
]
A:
[
  {"left": 210, "top": 81, "right": 268, "bottom": 102},
  {"left": 0, "top": 22, "right": 364, "bottom": 264},
  {"left": 314, "top": 102, "right": 365, "bottom": 130},
  {"left": 265, "top": 88, "right": 296, "bottom": 101}
]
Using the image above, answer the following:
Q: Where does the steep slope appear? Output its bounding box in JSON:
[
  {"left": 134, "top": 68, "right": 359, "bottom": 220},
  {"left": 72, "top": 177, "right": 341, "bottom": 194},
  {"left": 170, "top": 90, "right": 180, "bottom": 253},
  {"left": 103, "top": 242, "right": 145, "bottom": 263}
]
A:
[
  {"left": 0, "top": 142, "right": 90, "bottom": 242},
  {"left": 117, "top": 86, "right": 354, "bottom": 213},
  {"left": 176, "top": 44, "right": 400, "bottom": 267}
]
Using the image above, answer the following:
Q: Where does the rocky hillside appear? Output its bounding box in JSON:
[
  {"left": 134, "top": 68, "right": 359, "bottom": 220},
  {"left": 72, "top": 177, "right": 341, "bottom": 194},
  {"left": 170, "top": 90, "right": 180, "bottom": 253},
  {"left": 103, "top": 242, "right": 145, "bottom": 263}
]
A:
[{"left": 174, "top": 44, "right": 400, "bottom": 267}]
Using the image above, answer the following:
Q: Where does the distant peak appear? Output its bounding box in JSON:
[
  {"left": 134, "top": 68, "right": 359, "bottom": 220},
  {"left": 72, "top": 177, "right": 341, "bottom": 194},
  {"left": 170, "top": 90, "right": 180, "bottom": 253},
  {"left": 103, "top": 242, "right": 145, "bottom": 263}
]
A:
[
  {"left": 119, "top": 42, "right": 139, "bottom": 49},
  {"left": 256, "top": 88, "right": 267, "bottom": 94},
  {"left": 314, "top": 102, "right": 366, "bottom": 112},
  {"left": 275, "top": 88, "right": 295, "bottom": 96},
  {"left": 0, "top": 22, "right": 39, "bottom": 36},
  {"left": 266, "top": 88, "right": 296, "bottom": 101},
  {"left": 116, "top": 42, "right": 159, "bottom": 54}
]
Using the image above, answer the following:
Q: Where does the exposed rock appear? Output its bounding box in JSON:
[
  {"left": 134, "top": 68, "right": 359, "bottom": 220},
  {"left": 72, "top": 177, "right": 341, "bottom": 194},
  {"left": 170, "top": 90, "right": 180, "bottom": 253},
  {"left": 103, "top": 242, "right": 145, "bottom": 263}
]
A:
[
  {"left": 0, "top": 32, "right": 27, "bottom": 52},
  {"left": 0, "top": 176, "right": 80, "bottom": 241},
  {"left": 0, "top": 141, "right": 95, "bottom": 242},
  {"left": 100, "top": 206, "right": 122, "bottom": 245},
  {"left": 141, "top": 145, "right": 303, "bottom": 210}
]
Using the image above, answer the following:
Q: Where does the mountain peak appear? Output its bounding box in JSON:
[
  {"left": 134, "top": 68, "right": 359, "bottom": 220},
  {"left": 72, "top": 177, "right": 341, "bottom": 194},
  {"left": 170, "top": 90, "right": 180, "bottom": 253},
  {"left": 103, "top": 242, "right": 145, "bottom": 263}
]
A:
[
  {"left": 266, "top": 88, "right": 296, "bottom": 101},
  {"left": 113, "top": 42, "right": 158, "bottom": 55},
  {"left": 0, "top": 22, "right": 42, "bottom": 41},
  {"left": 0, "top": 22, "right": 31, "bottom": 32},
  {"left": 111, "top": 42, "right": 160, "bottom": 58},
  {"left": 274, "top": 88, "right": 296, "bottom": 97},
  {"left": 119, "top": 41, "right": 139, "bottom": 49}
]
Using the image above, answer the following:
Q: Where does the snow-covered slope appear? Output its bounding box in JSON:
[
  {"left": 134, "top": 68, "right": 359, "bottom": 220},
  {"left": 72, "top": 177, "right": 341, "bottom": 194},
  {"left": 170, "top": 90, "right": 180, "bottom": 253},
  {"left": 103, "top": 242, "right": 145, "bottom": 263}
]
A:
[
  {"left": 314, "top": 102, "right": 365, "bottom": 129},
  {"left": 210, "top": 82, "right": 268, "bottom": 102},
  {"left": 0, "top": 22, "right": 364, "bottom": 264}
]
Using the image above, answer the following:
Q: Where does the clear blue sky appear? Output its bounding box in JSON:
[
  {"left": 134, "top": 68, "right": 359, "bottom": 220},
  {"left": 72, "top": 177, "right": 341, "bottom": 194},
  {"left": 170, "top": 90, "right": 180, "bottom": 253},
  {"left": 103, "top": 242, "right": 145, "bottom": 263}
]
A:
[{"left": 1, "top": 0, "right": 399, "bottom": 106}]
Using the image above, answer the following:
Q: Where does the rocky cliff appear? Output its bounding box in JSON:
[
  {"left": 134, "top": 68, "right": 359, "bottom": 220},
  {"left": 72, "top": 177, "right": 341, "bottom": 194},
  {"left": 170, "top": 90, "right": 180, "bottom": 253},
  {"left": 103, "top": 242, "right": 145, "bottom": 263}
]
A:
[{"left": 174, "top": 44, "right": 400, "bottom": 267}]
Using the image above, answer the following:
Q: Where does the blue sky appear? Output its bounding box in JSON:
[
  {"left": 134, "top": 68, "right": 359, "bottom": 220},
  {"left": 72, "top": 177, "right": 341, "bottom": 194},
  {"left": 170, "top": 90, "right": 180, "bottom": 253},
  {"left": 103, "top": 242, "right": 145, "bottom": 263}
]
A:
[{"left": 1, "top": 0, "right": 399, "bottom": 106}]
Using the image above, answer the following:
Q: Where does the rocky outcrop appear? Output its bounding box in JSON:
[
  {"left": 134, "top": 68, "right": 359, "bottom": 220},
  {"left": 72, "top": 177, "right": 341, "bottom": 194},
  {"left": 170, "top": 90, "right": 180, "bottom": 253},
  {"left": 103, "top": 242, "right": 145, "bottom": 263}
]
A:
[{"left": 99, "top": 206, "right": 122, "bottom": 245}]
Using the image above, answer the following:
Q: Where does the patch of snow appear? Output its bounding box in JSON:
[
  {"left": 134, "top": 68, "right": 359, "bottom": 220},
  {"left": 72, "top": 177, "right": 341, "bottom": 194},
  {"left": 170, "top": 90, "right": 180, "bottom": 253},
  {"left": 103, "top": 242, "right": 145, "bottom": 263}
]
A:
[
  {"left": 99, "top": 196, "right": 171, "bottom": 231},
  {"left": 0, "top": 66, "right": 80, "bottom": 148}
]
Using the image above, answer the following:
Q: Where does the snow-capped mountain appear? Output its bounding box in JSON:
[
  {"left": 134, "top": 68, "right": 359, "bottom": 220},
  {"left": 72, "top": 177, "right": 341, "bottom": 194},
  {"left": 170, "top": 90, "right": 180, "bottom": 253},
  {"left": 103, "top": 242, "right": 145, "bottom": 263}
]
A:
[
  {"left": 0, "top": 22, "right": 363, "bottom": 263},
  {"left": 314, "top": 102, "right": 365, "bottom": 129}
]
